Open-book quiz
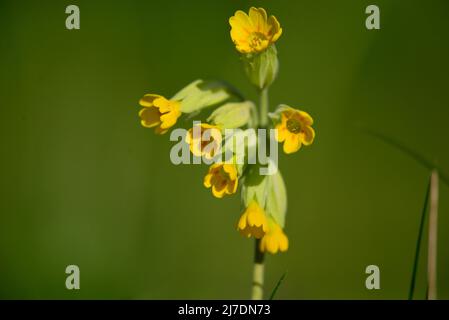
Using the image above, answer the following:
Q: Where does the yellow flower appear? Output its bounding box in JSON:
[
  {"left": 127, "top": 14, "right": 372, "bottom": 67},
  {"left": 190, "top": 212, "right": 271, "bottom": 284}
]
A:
[
  {"left": 276, "top": 108, "right": 315, "bottom": 154},
  {"left": 229, "top": 7, "right": 282, "bottom": 54},
  {"left": 138, "top": 94, "right": 181, "bottom": 134},
  {"left": 260, "top": 217, "right": 289, "bottom": 254},
  {"left": 237, "top": 200, "right": 269, "bottom": 239},
  {"left": 185, "top": 123, "right": 222, "bottom": 160},
  {"left": 203, "top": 163, "right": 238, "bottom": 198}
]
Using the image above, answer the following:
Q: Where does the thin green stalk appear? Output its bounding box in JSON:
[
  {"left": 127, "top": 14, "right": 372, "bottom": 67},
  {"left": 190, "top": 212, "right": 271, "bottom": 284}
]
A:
[
  {"left": 361, "top": 127, "right": 449, "bottom": 187},
  {"left": 251, "top": 239, "right": 265, "bottom": 300},
  {"left": 408, "top": 175, "right": 431, "bottom": 300},
  {"left": 250, "top": 101, "right": 259, "bottom": 128},
  {"left": 269, "top": 272, "right": 287, "bottom": 300},
  {"left": 250, "top": 87, "right": 269, "bottom": 300},
  {"left": 259, "top": 87, "right": 269, "bottom": 128},
  {"left": 427, "top": 170, "right": 439, "bottom": 300}
]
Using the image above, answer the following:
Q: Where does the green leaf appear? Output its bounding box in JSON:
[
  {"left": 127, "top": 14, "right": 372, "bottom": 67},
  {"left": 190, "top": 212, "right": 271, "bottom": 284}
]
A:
[
  {"left": 361, "top": 127, "right": 449, "bottom": 187},
  {"left": 409, "top": 175, "right": 431, "bottom": 300},
  {"left": 269, "top": 272, "right": 287, "bottom": 300}
]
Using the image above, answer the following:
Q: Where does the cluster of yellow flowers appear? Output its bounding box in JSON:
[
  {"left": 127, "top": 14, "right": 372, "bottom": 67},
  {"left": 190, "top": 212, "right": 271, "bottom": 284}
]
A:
[{"left": 138, "top": 8, "right": 315, "bottom": 254}]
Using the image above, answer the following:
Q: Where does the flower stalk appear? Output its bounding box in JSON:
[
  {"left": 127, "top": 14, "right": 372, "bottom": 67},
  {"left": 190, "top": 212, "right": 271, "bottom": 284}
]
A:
[
  {"left": 251, "top": 87, "right": 269, "bottom": 299},
  {"left": 252, "top": 239, "right": 265, "bottom": 300},
  {"left": 259, "top": 88, "right": 269, "bottom": 128},
  {"left": 427, "top": 170, "right": 439, "bottom": 300}
]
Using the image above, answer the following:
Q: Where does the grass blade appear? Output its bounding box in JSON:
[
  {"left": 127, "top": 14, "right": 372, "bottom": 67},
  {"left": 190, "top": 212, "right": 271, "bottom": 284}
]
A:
[
  {"left": 361, "top": 127, "right": 449, "bottom": 187},
  {"left": 427, "top": 170, "right": 439, "bottom": 300},
  {"left": 408, "top": 175, "right": 431, "bottom": 300},
  {"left": 269, "top": 272, "right": 287, "bottom": 300}
]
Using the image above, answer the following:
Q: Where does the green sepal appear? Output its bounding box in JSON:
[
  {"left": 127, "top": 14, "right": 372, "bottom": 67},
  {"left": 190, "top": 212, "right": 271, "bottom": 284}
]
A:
[
  {"left": 172, "top": 79, "right": 232, "bottom": 113},
  {"left": 207, "top": 101, "right": 254, "bottom": 129},
  {"left": 265, "top": 169, "right": 287, "bottom": 227},
  {"left": 242, "top": 45, "right": 279, "bottom": 90},
  {"left": 241, "top": 164, "right": 269, "bottom": 208}
]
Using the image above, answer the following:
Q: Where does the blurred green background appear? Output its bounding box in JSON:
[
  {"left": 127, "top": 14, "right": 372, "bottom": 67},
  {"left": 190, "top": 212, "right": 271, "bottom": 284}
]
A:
[{"left": 1, "top": 0, "right": 448, "bottom": 299}]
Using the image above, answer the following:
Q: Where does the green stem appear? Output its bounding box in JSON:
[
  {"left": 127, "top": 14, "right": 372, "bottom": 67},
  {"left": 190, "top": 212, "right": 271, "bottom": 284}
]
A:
[
  {"left": 251, "top": 87, "right": 269, "bottom": 300},
  {"left": 427, "top": 170, "right": 439, "bottom": 300},
  {"left": 259, "top": 87, "right": 269, "bottom": 128},
  {"left": 251, "top": 239, "right": 265, "bottom": 300}
]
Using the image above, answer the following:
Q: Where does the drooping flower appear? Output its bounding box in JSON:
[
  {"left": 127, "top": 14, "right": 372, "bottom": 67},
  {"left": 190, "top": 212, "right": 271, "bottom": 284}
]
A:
[
  {"left": 237, "top": 200, "right": 269, "bottom": 239},
  {"left": 203, "top": 163, "right": 238, "bottom": 198},
  {"left": 185, "top": 123, "right": 222, "bottom": 160},
  {"left": 275, "top": 107, "right": 315, "bottom": 154},
  {"left": 259, "top": 217, "right": 289, "bottom": 254},
  {"left": 139, "top": 94, "right": 181, "bottom": 134},
  {"left": 229, "top": 7, "right": 282, "bottom": 54}
]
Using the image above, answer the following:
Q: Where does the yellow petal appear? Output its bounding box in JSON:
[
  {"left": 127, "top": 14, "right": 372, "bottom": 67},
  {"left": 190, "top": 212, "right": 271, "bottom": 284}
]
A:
[
  {"left": 279, "top": 233, "right": 289, "bottom": 252},
  {"left": 249, "top": 7, "right": 267, "bottom": 33},
  {"left": 159, "top": 111, "right": 179, "bottom": 129},
  {"left": 154, "top": 127, "right": 168, "bottom": 135},
  {"left": 283, "top": 134, "right": 301, "bottom": 154},
  {"left": 235, "top": 43, "right": 252, "bottom": 54},
  {"left": 231, "top": 28, "right": 248, "bottom": 44},
  {"left": 153, "top": 97, "right": 171, "bottom": 113},
  {"left": 185, "top": 130, "right": 192, "bottom": 144},
  {"left": 268, "top": 15, "right": 282, "bottom": 41},
  {"left": 267, "top": 236, "right": 279, "bottom": 254},
  {"left": 229, "top": 179, "right": 238, "bottom": 194},
  {"left": 212, "top": 183, "right": 227, "bottom": 198},
  {"left": 190, "top": 141, "right": 203, "bottom": 157},
  {"left": 298, "top": 110, "right": 313, "bottom": 126},
  {"left": 139, "top": 94, "right": 162, "bottom": 107},
  {"left": 237, "top": 213, "right": 247, "bottom": 230},
  {"left": 302, "top": 126, "right": 315, "bottom": 146},
  {"left": 222, "top": 164, "right": 237, "bottom": 180},
  {"left": 230, "top": 10, "right": 252, "bottom": 31},
  {"left": 203, "top": 173, "right": 213, "bottom": 188},
  {"left": 276, "top": 124, "right": 287, "bottom": 142}
]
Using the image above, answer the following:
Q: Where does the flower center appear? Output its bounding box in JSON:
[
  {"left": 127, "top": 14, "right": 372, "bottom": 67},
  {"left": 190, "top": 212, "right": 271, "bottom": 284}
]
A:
[
  {"left": 218, "top": 167, "right": 230, "bottom": 181},
  {"left": 286, "top": 118, "right": 302, "bottom": 134},
  {"left": 248, "top": 32, "right": 267, "bottom": 50},
  {"left": 201, "top": 138, "right": 218, "bottom": 156}
]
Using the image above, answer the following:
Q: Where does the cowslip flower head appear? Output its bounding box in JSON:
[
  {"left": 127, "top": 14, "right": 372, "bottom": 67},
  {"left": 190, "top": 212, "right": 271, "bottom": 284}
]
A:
[
  {"left": 229, "top": 7, "right": 282, "bottom": 54},
  {"left": 203, "top": 163, "right": 238, "bottom": 198},
  {"left": 139, "top": 94, "right": 181, "bottom": 134},
  {"left": 275, "top": 107, "right": 315, "bottom": 154},
  {"left": 259, "top": 216, "right": 289, "bottom": 254},
  {"left": 185, "top": 123, "right": 222, "bottom": 160},
  {"left": 237, "top": 200, "right": 269, "bottom": 239}
]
